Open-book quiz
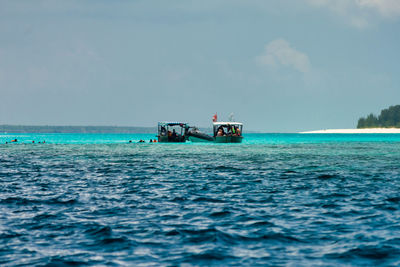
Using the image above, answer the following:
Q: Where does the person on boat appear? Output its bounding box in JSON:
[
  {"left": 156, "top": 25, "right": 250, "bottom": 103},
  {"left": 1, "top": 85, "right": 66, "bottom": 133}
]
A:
[
  {"left": 230, "top": 126, "right": 237, "bottom": 136},
  {"left": 161, "top": 126, "right": 167, "bottom": 136},
  {"left": 172, "top": 129, "right": 177, "bottom": 141},
  {"left": 217, "top": 126, "right": 225, "bottom": 136},
  {"left": 227, "top": 125, "right": 232, "bottom": 135},
  {"left": 149, "top": 139, "right": 153, "bottom": 143},
  {"left": 236, "top": 127, "right": 241, "bottom": 136},
  {"left": 11, "top": 139, "right": 17, "bottom": 142}
]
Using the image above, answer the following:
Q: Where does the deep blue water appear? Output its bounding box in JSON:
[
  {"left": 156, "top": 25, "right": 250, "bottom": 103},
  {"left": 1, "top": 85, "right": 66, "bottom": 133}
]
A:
[{"left": 1, "top": 133, "right": 400, "bottom": 266}]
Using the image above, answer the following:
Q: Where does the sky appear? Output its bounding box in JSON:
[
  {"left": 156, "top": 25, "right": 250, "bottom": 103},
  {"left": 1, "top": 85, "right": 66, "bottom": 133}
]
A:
[{"left": 0, "top": 0, "right": 399, "bottom": 132}]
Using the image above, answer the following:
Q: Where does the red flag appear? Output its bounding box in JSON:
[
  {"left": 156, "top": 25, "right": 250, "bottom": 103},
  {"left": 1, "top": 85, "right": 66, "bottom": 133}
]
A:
[{"left": 212, "top": 113, "right": 217, "bottom": 122}]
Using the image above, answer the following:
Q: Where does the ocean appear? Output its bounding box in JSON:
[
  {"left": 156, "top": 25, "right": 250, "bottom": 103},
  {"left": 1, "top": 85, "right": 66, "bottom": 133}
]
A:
[{"left": 1, "top": 133, "right": 400, "bottom": 266}]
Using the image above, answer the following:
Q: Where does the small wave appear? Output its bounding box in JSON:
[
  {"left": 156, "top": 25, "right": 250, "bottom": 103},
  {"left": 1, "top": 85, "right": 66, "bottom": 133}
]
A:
[
  {"left": 99, "top": 236, "right": 130, "bottom": 246},
  {"left": 84, "top": 225, "right": 112, "bottom": 238},
  {"left": 317, "top": 174, "right": 338, "bottom": 179},
  {"left": 386, "top": 196, "right": 400, "bottom": 203},
  {"left": 326, "top": 245, "right": 397, "bottom": 261},
  {"left": 0, "top": 231, "right": 22, "bottom": 240},
  {"left": 0, "top": 196, "right": 78, "bottom": 206},
  {"left": 41, "top": 256, "right": 88, "bottom": 266},
  {"left": 180, "top": 228, "right": 219, "bottom": 243},
  {"left": 1, "top": 197, "right": 37, "bottom": 205},
  {"left": 246, "top": 220, "right": 275, "bottom": 227},
  {"left": 33, "top": 213, "right": 59, "bottom": 221},
  {"left": 204, "top": 165, "right": 243, "bottom": 171},
  {"left": 183, "top": 250, "right": 234, "bottom": 262},
  {"left": 192, "top": 197, "right": 225, "bottom": 203},
  {"left": 82, "top": 224, "right": 133, "bottom": 251},
  {"left": 209, "top": 210, "right": 232, "bottom": 218},
  {"left": 321, "top": 203, "right": 340, "bottom": 209},
  {"left": 237, "top": 232, "right": 304, "bottom": 243},
  {"left": 165, "top": 230, "right": 180, "bottom": 236},
  {"left": 45, "top": 197, "right": 78, "bottom": 206},
  {"left": 170, "top": 196, "right": 187, "bottom": 202}
]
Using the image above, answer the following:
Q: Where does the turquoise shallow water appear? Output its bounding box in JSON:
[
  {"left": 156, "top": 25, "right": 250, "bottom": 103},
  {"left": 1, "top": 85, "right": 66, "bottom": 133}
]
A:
[
  {"left": 2, "top": 133, "right": 400, "bottom": 144},
  {"left": 1, "top": 133, "right": 400, "bottom": 266}
]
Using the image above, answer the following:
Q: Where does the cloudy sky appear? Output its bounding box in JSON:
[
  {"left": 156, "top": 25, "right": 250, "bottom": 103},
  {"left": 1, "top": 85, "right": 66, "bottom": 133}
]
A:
[{"left": 1, "top": 0, "right": 399, "bottom": 132}]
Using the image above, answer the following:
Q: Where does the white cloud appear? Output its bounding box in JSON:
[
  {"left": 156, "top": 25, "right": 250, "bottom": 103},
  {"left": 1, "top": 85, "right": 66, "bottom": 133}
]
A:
[
  {"left": 256, "top": 39, "right": 311, "bottom": 73},
  {"left": 306, "top": 0, "right": 353, "bottom": 14},
  {"left": 356, "top": 0, "right": 400, "bottom": 17},
  {"left": 305, "top": 0, "right": 400, "bottom": 29}
]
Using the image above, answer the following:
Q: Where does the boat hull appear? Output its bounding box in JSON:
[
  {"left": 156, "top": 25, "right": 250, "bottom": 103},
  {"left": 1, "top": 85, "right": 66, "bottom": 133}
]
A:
[
  {"left": 158, "top": 136, "right": 186, "bottom": 143},
  {"left": 188, "top": 136, "right": 212, "bottom": 142},
  {"left": 187, "top": 130, "right": 214, "bottom": 142},
  {"left": 214, "top": 136, "right": 243, "bottom": 143}
]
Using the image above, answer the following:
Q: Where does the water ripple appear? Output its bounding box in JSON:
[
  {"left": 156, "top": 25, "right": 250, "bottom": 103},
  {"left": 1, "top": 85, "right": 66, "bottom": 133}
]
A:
[{"left": 1, "top": 142, "right": 400, "bottom": 265}]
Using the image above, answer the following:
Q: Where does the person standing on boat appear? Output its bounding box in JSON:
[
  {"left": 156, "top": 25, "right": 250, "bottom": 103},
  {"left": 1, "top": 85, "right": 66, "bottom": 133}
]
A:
[{"left": 172, "top": 129, "right": 177, "bottom": 141}]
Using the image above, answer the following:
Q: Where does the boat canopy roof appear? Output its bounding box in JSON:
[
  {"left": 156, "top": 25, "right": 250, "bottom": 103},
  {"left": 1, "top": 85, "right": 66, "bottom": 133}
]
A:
[
  {"left": 158, "top": 122, "right": 188, "bottom": 126},
  {"left": 213, "top": 122, "right": 243, "bottom": 126}
]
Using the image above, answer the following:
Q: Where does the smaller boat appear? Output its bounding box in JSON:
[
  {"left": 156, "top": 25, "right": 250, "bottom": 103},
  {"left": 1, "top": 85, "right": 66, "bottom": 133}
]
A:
[
  {"left": 186, "top": 127, "right": 214, "bottom": 142},
  {"left": 213, "top": 122, "right": 243, "bottom": 143},
  {"left": 157, "top": 122, "right": 188, "bottom": 143}
]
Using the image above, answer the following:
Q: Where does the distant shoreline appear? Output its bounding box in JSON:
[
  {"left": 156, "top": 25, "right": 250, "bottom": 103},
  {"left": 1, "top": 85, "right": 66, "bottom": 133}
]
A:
[
  {"left": 0, "top": 125, "right": 157, "bottom": 134},
  {"left": 0, "top": 125, "right": 214, "bottom": 134},
  {"left": 300, "top": 128, "right": 400, "bottom": 134}
]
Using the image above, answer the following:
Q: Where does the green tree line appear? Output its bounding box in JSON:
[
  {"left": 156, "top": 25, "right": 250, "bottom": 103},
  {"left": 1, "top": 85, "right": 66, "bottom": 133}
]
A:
[{"left": 357, "top": 105, "right": 400, "bottom": 128}]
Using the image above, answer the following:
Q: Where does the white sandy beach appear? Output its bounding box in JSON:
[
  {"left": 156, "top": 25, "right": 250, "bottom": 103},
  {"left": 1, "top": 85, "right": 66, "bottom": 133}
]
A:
[{"left": 300, "top": 128, "right": 400, "bottom": 134}]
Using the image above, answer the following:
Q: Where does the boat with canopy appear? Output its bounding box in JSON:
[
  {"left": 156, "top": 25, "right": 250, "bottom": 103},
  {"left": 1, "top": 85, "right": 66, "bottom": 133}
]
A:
[
  {"left": 213, "top": 122, "right": 243, "bottom": 143},
  {"left": 157, "top": 122, "right": 188, "bottom": 143},
  {"left": 156, "top": 114, "right": 244, "bottom": 143}
]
